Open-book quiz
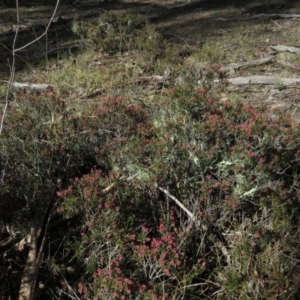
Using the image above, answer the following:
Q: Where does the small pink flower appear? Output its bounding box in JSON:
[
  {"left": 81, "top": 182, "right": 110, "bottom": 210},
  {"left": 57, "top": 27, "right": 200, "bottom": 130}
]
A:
[
  {"left": 247, "top": 150, "right": 255, "bottom": 158},
  {"left": 196, "top": 88, "right": 207, "bottom": 95},
  {"left": 141, "top": 226, "right": 148, "bottom": 233}
]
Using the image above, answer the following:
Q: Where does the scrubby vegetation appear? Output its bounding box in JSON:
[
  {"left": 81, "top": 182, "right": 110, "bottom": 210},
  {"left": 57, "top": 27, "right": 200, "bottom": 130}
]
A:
[{"left": 1, "top": 6, "right": 300, "bottom": 300}]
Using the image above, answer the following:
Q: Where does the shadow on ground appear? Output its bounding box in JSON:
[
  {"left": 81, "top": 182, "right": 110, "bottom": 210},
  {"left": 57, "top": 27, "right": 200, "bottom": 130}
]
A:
[{"left": 0, "top": 0, "right": 299, "bottom": 78}]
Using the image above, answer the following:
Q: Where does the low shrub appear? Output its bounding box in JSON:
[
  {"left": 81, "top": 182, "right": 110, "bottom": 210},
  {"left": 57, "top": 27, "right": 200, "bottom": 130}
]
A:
[{"left": 56, "top": 89, "right": 300, "bottom": 299}]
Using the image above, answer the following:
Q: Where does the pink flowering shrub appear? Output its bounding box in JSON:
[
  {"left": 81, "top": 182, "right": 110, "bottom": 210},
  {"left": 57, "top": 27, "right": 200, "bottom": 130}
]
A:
[
  {"left": 1, "top": 85, "right": 300, "bottom": 299},
  {"left": 58, "top": 88, "right": 300, "bottom": 298},
  {"left": 61, "top": 168, "right": 207, "bottom": 299}
]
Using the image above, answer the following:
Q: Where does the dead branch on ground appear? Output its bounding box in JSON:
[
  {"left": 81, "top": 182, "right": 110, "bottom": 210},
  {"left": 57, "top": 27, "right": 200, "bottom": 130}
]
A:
[
  {"left": 225, "top": 76, "right": 300, "bottom": 86},
  {"left": 219, "top": 56, "right": 275, "bottom": 74}
]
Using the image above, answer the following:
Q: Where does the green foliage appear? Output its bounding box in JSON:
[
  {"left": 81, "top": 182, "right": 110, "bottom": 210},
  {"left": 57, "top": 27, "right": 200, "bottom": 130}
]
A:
[
  {"left": 48, "top": 89, "right": 300, "bottom": 298},
  {"left": 1, "top": 74, "right": 300, "bottom": 299},
  {"left": 1, "top": 81, "right": 300, "bottom": 298}
]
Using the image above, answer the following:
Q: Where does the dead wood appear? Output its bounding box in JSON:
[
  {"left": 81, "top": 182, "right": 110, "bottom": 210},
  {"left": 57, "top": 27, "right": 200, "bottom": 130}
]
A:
[
  {"left": 250, "top": 13, "right": 300, "bottom": 19},
  {"left": 226, "top": 76, "right": 300, "bottom": 86},
  {"left": 1, "top": 215, "right": 70, "bottom": 261},
  {"left": 131, "top": 75, "right": 166, "bottom": 90},
  {"left": 18, "top": 224, "right": 38, "bottom": 300},
  {"left": 7, "top": 82, "right": 53, "bottom": 93},
  {"left": 211, "top": 13, "right": 300, "bottom": 21},
  {"left": 270, "top": 45, "right": 300, "bottom": 53},
  {"left": 79, "top": 88, "right": 104, "bottom": 99},
  {"left": 2, "top": 233, "right": 32, "bottom": 259},
  {"left": 219, "top": 56, "right": 275, "bottom": 73},
  {"left": 157, "top": 186, "right": 198, "bottom": 225}
]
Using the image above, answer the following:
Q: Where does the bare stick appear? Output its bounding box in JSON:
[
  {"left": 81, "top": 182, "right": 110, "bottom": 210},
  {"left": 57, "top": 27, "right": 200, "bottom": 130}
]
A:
[
  {"left": 157, "top": 186, "right": 199, "bottom": 225},
  {"left": 14, "top": 0, "right": 60, "bottom": 53},
  {"left": 0, "top": 0, "right": 60, "bottom": 186},
  {"left": 30, "top": 198, "right": 59, "bottom": 300},
  {"left": 0, "top": 0, "right": 20, "bottom": 136}
]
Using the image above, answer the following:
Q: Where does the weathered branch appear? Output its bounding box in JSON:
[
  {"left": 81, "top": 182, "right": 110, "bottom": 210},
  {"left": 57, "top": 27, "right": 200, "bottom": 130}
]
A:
[
  {"left": 270, "top": 45, "right": 300, "bottom": 53},
  {"left": 14, "top": 0, "right": 60, "bottom": 53},
  {"left": 250, "top": 13, "right": 300, "bottom": 19},
  {"left": 157, "top": 186, "right": 199, "bottom": 225},
  {"left": 219, "top": 56, "right": 275, "bottom": 73},
  {"left": 225, "top": 76, "right": 300, "bottom": 86},
  {"left": 18, "top": 224, "right": 38, "bottom": 300},
  {"left": 0, "top": 81, "right": 53, "bottom": 93}
]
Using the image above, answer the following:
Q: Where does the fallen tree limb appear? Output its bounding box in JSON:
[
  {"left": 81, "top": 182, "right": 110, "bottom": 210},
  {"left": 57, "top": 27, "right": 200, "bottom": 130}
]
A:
[
  {"left": 30, "top": 198, "right": 59, "bottom": 300},
  {"left": 219, "top": 56, "right": 275, "bottom": 73},
  {"left": 250, "top": 13, "right": 300, "bottom": 19},
  {"left": 1, "top": 81, "right": 53, "bottom": 93},
  {"left": 270, "top": 45, "right": 300, "bottom": 53},
  {"left": 79, "top": 88, "right": 104, "bottom": 99},
  {"left": 224, "top": 76, "right": 300, "bottom": 86},
  {"left": 18, "top": 224, "right": 38, "bottom": 300}
]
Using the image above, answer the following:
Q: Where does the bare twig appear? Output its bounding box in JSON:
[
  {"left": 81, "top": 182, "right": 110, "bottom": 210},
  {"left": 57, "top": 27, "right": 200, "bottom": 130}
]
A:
[
  {"left": 270, "top": 45, "right": 300, "bottom": 53},
  {"left": 0, "top": 0, "right": 19, "bottom": 136},
  {"left": 58, "top": 274, "right": 81, "bottom": 300},
  {"left": 14, "top": 0, "right": 60, "bottom": 53},
  {"left": 157, "top": 186, "right": 199, "bottom": 225},
  {"left": 0, "top": 0, "right": 60, "bottom": 178},
  {"left": 219, "top": 56, "right": 275, "bottom": 73},
  {"left": 0, "top": 1, "right": 61, "bottom": 298}
]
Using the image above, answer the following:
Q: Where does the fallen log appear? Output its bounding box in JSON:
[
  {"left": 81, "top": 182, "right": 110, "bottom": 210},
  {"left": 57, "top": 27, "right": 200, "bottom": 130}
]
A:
[
  {"left": 1, "top": 80, "right": 53, "bottom": 93},
  {"left": 8, "top": 82, "right": 53, "bottom": 93},
  {"left": 219, "top": 56, "right": 275, "bottom": 73},
  {"left": 270, "top": 45, "right": 300, "bottom": 53},
  {"left": 225, "top": 76, "right": 300, "bottom": 86},
  {"left": 18, "top": 224, "right": 38, "bottom": 300},
  {"left": 250, "top": 13, "right": 300, "bottom": 19}
]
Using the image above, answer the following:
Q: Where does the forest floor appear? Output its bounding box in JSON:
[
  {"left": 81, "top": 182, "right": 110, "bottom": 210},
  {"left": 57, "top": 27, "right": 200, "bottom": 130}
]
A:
[{"left": 1, "top": 0, "right": 300, "bottom": 116}]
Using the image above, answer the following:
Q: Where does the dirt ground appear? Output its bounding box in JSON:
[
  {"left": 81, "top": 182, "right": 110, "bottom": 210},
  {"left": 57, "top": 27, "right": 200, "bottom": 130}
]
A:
[{"left": 0, "top": 0, "right": 299, "bottom": 61}]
